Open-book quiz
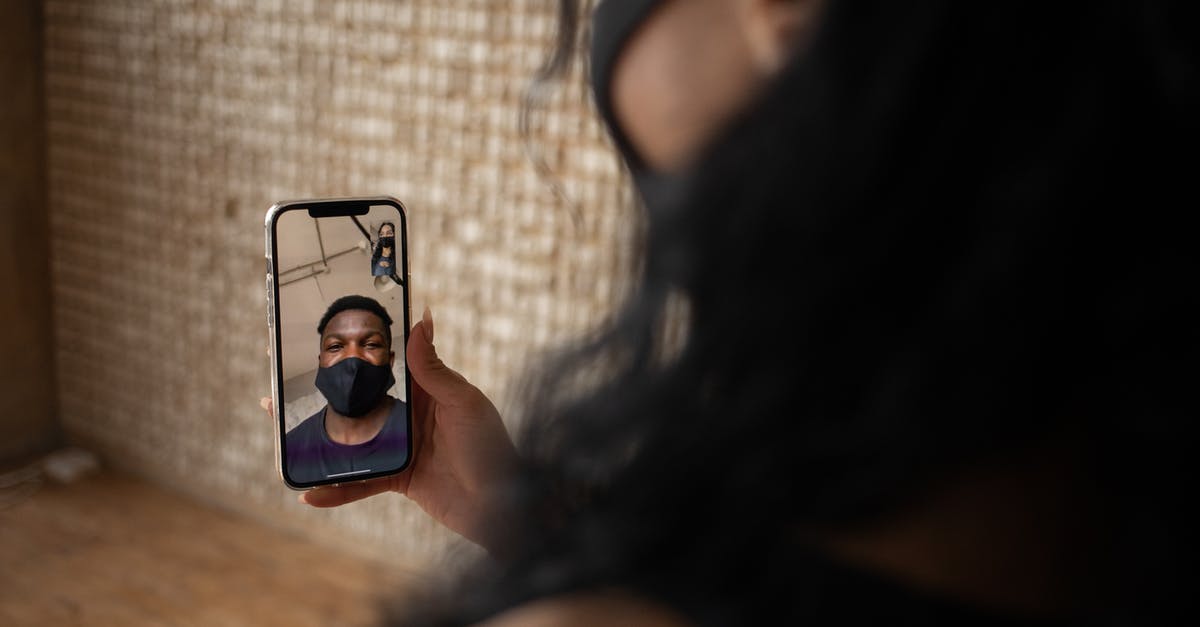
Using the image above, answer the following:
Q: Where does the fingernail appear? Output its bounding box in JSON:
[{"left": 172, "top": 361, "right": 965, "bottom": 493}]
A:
[
  {"left": 259, "top": 397, "right": 271, "bottom": 410},
  {"left": 422, "top": 306, "right": 434, "bottom": 343},
  {"left": 297, "top": 492, "right": 308, "bottom": 504}
]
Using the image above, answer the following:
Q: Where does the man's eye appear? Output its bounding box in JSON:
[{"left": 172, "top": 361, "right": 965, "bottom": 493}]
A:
[{"left": 325, "top": 344, "right": 342, "bottom": 352}]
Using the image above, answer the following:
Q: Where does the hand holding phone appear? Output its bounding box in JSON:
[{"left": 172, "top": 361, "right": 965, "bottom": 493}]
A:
[{"left": 264, "top": 197, "right": 521, "bottom": 551}]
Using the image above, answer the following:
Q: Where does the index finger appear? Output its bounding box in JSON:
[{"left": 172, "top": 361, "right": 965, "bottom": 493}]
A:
[{"left": 299, "top": 475, "right": 399, "bottom": 507}]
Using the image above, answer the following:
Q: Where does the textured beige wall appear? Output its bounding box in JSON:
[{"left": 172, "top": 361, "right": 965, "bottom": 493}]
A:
[
  {"left": 1, "top": 0, "right": 62, "bottom": 467},
  {"left": 44, "top": 0, "right": 633, "bottom": 566}
]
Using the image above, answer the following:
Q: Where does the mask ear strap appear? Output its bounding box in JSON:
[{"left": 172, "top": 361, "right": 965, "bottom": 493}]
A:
[{"left": 589, "top": 0, "right": 666, "bottom": 173}]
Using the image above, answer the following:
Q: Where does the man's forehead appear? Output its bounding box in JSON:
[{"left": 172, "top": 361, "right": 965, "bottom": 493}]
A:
[{"left": 323, "top": 309, "right": 387, "bottom": 334}]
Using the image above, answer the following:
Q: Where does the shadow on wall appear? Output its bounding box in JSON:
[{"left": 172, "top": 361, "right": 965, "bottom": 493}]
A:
[{"left": 0, "top": 0, "right": 61, "bottom": 468}]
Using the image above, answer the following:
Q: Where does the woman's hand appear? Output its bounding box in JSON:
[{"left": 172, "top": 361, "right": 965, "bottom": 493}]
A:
[{"left": 262, "top": 307, "right": 518, "bottom": 552}]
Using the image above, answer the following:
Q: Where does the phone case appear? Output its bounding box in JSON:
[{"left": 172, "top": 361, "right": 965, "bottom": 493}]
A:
[{"left": 264, "top": 196, "right": 413, "bottom": 490}]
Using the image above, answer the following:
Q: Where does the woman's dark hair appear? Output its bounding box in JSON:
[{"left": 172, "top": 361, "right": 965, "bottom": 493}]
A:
[{"left": 389, "top": 1, "right": 1197, "bottom": 625}]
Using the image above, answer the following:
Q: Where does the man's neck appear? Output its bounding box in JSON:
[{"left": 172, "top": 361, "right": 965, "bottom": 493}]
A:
[{"left": 324, "top": 397, "right": 393, "bottom": 445}]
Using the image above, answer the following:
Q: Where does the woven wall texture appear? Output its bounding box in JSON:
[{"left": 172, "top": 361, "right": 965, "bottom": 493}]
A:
[{"left": 44, "top": 0, "right": 634, "bottom": 566}]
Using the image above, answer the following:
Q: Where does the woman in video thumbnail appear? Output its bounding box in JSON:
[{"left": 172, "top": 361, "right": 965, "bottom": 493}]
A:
[{"left": 371, "top": 222, "right": 397, "bottom": 278}]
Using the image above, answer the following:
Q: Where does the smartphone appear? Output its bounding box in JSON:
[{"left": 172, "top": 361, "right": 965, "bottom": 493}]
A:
[{"left": 264, "top": 196, "right": 412, "bottom": 490}]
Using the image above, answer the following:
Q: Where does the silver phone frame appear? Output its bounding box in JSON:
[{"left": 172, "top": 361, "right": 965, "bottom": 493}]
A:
[{"left": 264, "top": 195, "right": 413, "bottom": 490}]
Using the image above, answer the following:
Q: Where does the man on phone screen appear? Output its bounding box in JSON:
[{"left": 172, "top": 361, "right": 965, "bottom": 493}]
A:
[{"left": 285, "top": 294, "right": 408, "bottom": 484}]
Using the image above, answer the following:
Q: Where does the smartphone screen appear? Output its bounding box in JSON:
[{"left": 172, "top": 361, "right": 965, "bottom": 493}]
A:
[{"left": 265, "top": 197, "right": 412, "bottom": 489}]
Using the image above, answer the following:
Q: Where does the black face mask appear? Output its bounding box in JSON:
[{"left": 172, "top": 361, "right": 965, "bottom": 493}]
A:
[
  {"left": 589, "top": 0, "right": 671, "bottom": 203},
  {"left": 378, "top": 236, "right": 395, "bottom": 248},
  {"left": 314, "top": 357, "right": 395, "bottom": 417}
]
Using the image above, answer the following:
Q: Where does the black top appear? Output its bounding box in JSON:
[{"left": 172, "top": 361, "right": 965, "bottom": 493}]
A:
[
  {"left": 383, "top": 543, "right": 1107, "bottom": 626},
  {"left": 708, "top": 548, "right": 1102, "bottom": 627},
  {"left": 372, "top": 252, "right": 395, "bottom": 277},
  {"left": 284, "top": 396, "right": 408, "bottom": 484}
]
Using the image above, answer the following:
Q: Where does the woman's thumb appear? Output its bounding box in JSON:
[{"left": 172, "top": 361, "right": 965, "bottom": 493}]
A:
[{"left": 407, "top": 306, "right": 473, "bottom": 405}]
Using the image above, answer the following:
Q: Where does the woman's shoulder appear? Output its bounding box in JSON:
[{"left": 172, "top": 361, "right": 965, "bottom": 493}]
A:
[{"left": 473, "top": 590, "right": 692, "bottom": 627}]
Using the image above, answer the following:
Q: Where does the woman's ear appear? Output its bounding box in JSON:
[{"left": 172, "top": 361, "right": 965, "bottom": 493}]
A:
[{"left": 740, "top": 0, "right": 823, "bottom": 75}]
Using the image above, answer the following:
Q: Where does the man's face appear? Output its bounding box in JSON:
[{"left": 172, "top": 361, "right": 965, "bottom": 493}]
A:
[{"left": 319, "top": 309, "right": 392, "bottom": 368}]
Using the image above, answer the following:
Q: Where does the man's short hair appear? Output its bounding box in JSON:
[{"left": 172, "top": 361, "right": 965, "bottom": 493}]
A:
[{"left": 317, "top": 295, "right": 394, "bottom": 348}]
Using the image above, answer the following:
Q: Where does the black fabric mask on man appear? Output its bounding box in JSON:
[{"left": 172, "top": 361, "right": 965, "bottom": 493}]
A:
[{"left": 314, "top": 357, "right": 395, "bottom": 417}]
